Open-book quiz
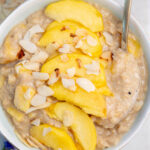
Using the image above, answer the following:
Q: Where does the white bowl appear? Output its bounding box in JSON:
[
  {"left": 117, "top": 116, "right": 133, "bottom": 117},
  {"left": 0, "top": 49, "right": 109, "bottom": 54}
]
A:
[{"left": 0, "top": 0, "right": 150, "bottom": 150}]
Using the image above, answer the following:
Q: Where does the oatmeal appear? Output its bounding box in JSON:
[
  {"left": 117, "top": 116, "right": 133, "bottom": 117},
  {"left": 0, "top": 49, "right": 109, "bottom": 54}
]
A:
[{"left": 0, "top": 0, "right": 147, "bottom": 150}]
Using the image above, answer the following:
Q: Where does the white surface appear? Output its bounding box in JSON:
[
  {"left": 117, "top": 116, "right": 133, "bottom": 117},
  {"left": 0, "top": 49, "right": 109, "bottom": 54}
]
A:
[{"left": 115, "top": 1, "right": 150, "bottom": 150}]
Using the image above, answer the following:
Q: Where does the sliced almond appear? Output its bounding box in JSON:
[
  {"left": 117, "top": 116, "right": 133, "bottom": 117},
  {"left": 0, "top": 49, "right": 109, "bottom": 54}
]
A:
[
  {"left": 31, "top": 118, "right": 40, "bottom": 126},
  {"left": 62, "top": 78, "right": 76, "bottom": 91},
  {"left": 37, "top": 85, "right": 54, "bottom": 97},
  {"left": 32, "top": 72, "right": 49, "bottom": 81},
  {"left": 30, "top": 51, "right": 48, "bottom": 63},
  {"left": 62, "top": 111, "right": 73, "bottom": 127},
  {"left": 67, "top": 67, "right": 76, "bottom": 78},
  {"left": 103, "top": 32, "right": 113, "bottom": 46},
  {"left": 75, "top": 40, "right": 83, "bottom": 49},
  {"left": 60, "top": 54, "right": 69, "bottom": 62},
  {"left": 86, "top": 35, "right": 97, "bottom": 46},
  {"left": 48, "top": 71, "right": 59, "bottom": 85},
  {"left": 23, "top": 62, "right": 40, "bottom": 71},
  {"left": 43, "top": 127, "right": 52, "bottom": 136},
  {"left": 26, "top": 102, "right": 51, "bottom": 114},
  {"left": 35, "top": 80, "right": 44, "bottom": 87},
  {"left": 31, "top": 94, "right": 46, "bottom": 106},
  {"left": 76, "top": 78, "right": 95, "bottom": 92},
  {"left": 19, "top": 40, "right": 37, "bottom": 54},
  {"left": 24, "top": 25, "right": 44, "bottom": 40},
  {"left": 58, "top": 44, "right": 71, "bottom": 53},
  {"left": 84, "top": 61, "right": 100, "bottom": 75}
]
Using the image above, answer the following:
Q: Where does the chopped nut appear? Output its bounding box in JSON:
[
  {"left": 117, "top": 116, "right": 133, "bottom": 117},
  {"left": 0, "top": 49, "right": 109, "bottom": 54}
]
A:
[
  {"left": 17, "top": 49, "right": 25, "bottom": 59},
  {"left": 61, "top": 26, "right": 66, "bottom": 31},
  {"left": 55, "top": 68, "right": 60, "bottom": 77},
  {"left": 76, "top": 58, "right": 82, "bottom": 68},
  {"left": 70, "top": 33, "right": 76, "bottom": 38}
]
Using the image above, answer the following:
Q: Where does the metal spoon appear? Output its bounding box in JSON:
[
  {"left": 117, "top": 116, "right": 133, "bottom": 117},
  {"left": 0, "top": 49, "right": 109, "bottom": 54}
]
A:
[{"left": 121, "top": 0, "right": 133, "bottom": 50}]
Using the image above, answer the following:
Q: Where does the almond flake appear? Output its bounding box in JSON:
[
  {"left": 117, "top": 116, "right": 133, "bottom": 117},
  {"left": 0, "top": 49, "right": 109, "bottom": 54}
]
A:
[
  {"left": 31, "top": 94, "right": 46, "bottom": 106},
  {"left": 23, "top": 62, "right": 40, "bottom": 71},
  {"left": 37, "top": 85, "right": 54, "bottom": 97},
  {"left": 67, "top": 67, "right": 76, "bottom": 78},
  {"left": 62, "top": 78, "right": 76, "bottom": 91},
  {"left": 32, "top": 72, "right": 49, "bottom": 80},
  {"left": 19, "top": 40, "right": 37, "bottom": 53},
  {"left": 63, "top": 111, "right": 73, "bottom": 127},
  {"left": 76, "top": 78, "right": 95, "bottom": 92},
  {"left": 24, "top": 25, "right": 44, "bottom": 40},
  {"left": 58, "top": 44, "right": 71, "bottom": 53},
  {"left": 84, "top": 61, "right": 100, "bottom": 75},
  {"left": 26, "top": 102, "right": 50, "bottom": 114},
  {"left": 60, "top": 54, "right": 69, "bottom": 62},
  {"left": 35, "top": 80, "right": 44, "bottom": 87},
  {"left": 48, "top": 72, "right": 59, "bottom": 85},
  {"left": 15, "top": 65, "right": 22, "bottom": 74},
  {"left": 103, "top": 32, "right": 113, "bottom": 46},
  {"left": 86, "top": 35, "right": 97, "bottom": 46},
  {"left": 24, "top": 88, "right": 34, "bottom": 100},
  {"left": 30, "top": 51, "right": 48, "bottom": 63},
  {"left": 46, "top": 42, "right": 60, "bottom": 54},
  {"left": 31, "top": 119, "right": 40, "bottom": 126},
  {"left": 75, "top": 40, "right": 83, "bottom": 48},
  {"left": 43, "top": 127, "right": 52, "bottom": 136}
]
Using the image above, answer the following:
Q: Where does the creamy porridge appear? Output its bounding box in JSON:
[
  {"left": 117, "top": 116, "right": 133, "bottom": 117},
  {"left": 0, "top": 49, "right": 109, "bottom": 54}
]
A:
[{"left": 0, "top": 0, "right": 148, "bottom": 150}]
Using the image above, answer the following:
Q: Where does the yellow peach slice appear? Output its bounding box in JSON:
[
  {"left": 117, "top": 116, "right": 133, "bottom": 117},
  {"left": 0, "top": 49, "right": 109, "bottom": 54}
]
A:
[
  {"left": 14, "top": 85, "right": 36, "bottom": 112},
  {"left": 48, "top": 80, "right": 106, "bottom": 117},
  {"left": 45, "top": 0, "right": 104, "bottom": 32},
  {"left": 30, "top": 124, "right": 77, "bottom": 150},
  {"left": 39, "top": 20, "right": 102, "bottom": 57},
  {"left": 128, "top": 34, "right": 141, "bottom": 58},
  {"left": 46, "top": 102, "right": 97, "bottom": 150},
  {"left": 41, "top": 53, "right": 106, "bottom": 87},
  {"left": 6, "top": 106, "right": 25, "bottom": 122}
]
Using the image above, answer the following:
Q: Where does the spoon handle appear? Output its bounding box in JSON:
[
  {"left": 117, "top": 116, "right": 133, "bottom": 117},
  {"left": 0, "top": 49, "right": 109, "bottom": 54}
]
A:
[{"left": 121, "top": 0, "right": 133, "bottom": 49}]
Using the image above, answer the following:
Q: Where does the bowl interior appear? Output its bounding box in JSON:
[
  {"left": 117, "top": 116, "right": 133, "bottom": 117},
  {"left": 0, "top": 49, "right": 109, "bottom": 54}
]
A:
[{"left": 0, "top": 0, "right": 149, "bottom": 150}]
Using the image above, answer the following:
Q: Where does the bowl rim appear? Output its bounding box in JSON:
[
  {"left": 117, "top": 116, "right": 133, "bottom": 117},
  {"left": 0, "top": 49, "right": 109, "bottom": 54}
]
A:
[{"left": 0, "top": 0, "right": 150, "bottom": 150}]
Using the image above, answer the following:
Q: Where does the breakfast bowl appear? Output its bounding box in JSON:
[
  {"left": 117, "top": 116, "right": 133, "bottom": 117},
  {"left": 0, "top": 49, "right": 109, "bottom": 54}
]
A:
[{"left": 0, "top": 0, "right": 149, "bottom": 150}]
